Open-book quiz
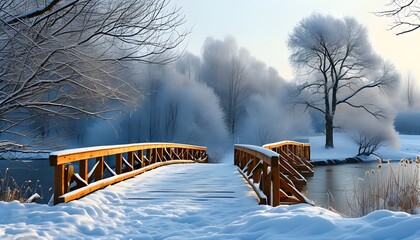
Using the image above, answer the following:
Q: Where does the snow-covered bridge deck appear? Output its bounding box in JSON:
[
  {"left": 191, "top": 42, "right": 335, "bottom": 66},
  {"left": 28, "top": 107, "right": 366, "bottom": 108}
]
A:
[{"left": 74, "top": 163, "right": 261, "bottom": 238}]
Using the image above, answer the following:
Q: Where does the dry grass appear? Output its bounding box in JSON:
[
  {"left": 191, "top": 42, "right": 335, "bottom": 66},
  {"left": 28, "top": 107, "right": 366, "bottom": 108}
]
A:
[
  {"left": 345, "top": 157, "right": 419, "bottom": 217},
  {"left": 0, "top": 168, "right": 41, "bottom": 203}
]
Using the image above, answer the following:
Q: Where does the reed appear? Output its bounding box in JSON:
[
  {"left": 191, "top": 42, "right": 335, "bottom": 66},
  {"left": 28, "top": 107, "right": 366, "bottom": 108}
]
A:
[
  {"left": 0, "top": 168, "right": 41, "bottom": 203},
  {"left": 345, "top": 157, "right": 419, "bottom": 217}
]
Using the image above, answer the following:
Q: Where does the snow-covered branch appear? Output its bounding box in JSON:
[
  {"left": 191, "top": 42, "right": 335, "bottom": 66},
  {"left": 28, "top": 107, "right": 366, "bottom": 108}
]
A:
[{"left": 0, "top": 0, "right": 187, "bottom": 152}]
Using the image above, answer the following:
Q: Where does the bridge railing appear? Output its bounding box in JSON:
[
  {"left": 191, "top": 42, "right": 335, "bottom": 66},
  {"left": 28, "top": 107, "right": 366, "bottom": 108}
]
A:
[
  {"left": 263, "top": 141, "right": 313, "bottom": 176},
  {"left": 234, "top": 144, "right": 312, "bottom": 206},
  {"left": 234, "top": 144, "right": 280, "bottom": 206},
  {"left": 50, "top": 143, "right": 207, "bottom": 205}
]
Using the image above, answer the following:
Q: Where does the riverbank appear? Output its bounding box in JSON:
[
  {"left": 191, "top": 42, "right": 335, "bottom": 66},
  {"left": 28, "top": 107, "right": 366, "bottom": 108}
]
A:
[{"left": 308, "top": 133, "right": 420, "bottom": 164}]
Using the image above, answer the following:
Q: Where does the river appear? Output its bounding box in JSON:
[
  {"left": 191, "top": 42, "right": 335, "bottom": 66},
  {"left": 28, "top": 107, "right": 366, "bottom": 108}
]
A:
[
  {"left": 305, "top": 161, "right": 419, "bottom": 215},
  {"left": 305, "top": 162, "right": 382, "bottom": 213}
]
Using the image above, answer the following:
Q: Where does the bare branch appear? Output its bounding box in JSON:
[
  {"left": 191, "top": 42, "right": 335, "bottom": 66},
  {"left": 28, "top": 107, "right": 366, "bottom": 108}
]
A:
[{"left": 376, "top": 0, "right": 420, "bottom": 35}]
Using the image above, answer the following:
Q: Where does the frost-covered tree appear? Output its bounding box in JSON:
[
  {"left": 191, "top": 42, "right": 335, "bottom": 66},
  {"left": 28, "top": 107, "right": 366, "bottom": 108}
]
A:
[
  {"left": 0, "top": 0, "right": 186, "bottom": 151},
  {"left": 377, "top": 0, "right": 420, "bottom": 35},
  {"left": 200, "top": 37, "right": 251, "bottom": 134},
  {"left": 288, "top": 14, "right": 399, "bottom": 148},
  {"left": 404, "top": 73, "right": 417, "bottom": 108},
  {"left": 86, "top": 61, "right": 230, "bottom": 162}
]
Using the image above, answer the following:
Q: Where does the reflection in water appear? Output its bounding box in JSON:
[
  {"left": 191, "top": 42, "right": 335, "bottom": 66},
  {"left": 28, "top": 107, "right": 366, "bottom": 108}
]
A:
[{"left": 306, "top": 161, "right": 419, "bottom": 215}]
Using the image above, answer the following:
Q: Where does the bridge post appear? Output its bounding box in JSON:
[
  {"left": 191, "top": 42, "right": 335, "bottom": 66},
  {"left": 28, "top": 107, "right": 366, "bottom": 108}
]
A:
[
  {"left": 128, "top": 151, "right": 134, "bottom": 170},
  {"left": 80, "top": 159, "right": 88, "bottom": 184},
  {"left": 95, "top": 156, "right": 104, "bottom": 180},
  {"left": 65, "top": 164, "right": 74, "bottom": 192},
  {"left": 147, "top": 149, "right": 152, "bottom": 165},
  {"left": 116, "top": 153, "right": 122, "bottom": 174},
  {"left": 262, "top": 161, "right": 270, "bottom": 204},
  {"left": 158, "top": 148, "right": 164, "bottom": 162},
  {"left": 305, "top": 145, "right": 310, "bottom": 161},
  {"left": 271, "top": 155, "right": 280, "bottom": 206},
  {"left": 139, "top": 150, "right": 145, "bottom": 168},
  {"left": 54, "top": 165, "right": 65, "bottom": 205},
  {"left": 234, "top": 149, "right": 237, "bottom": 165}
]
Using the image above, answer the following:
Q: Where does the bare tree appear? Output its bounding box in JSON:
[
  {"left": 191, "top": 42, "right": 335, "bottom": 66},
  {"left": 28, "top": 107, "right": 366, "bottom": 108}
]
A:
[
  {"left": 163, "top": 99, "right": 178, "bottom": 141},
  {"left": 201, "top": 37, "right": 251, "bottom": 134},
  {"left": 0, "top": 0, "right": 186, "bottom": 151},
  {"left": 405, "top": 73, "right": 417, "bottom": 108},
  {"left": 288, "top": 14, "right": 399, "bottom": 148},
  {"left": 225, "top": 54, "right": 250, "bottom": 134},
  {"left": 377, "top": 0, "right": 420, "bottom": 35}
]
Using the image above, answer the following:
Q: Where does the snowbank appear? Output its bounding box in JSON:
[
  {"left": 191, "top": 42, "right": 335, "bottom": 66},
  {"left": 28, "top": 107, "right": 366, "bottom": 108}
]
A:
[{"left": 309, "top": 133, "right": 420, "bottom": 162}]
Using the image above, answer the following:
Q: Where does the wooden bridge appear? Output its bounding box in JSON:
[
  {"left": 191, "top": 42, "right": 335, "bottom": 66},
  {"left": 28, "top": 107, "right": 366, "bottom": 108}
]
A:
[{"left": 49, "top": 141, "right": 313, "bottom": 206}]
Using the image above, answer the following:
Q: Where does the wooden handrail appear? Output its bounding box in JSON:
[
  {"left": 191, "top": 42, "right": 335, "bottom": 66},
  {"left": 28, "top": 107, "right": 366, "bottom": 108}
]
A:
[
  {"left": 235, "top": 144, "right": 313, "bottom": 207},
  {"left": 50, "top": 143, "right": 207, "bottom": 205},
  {"left": 263, "top": 140, "right": 313, "bottom": 176}
]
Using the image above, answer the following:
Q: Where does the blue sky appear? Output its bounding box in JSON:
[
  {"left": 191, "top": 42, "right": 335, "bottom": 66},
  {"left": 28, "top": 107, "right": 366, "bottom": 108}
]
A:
[{"left": 171, "top": 0, "right": 420, "bottom": 83}]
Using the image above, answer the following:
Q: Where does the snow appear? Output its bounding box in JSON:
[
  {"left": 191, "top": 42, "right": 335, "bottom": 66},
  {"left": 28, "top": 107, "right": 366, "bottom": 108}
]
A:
[
  {"left": 50, "top": 142, "right": 204, "bottom": 157},
  {"left": 1, "top": 162, "right": 419, "bottom": 239},
  {"left": 308, "top": 133, "right": 420, "bottom": 162},
  {"left": 235, "top": 144, "right": 279, "bottom": 157}
]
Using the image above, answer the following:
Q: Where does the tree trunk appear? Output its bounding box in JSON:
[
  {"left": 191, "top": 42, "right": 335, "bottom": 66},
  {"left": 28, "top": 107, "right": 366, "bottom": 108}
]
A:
[{"left": 325, "top": 118, "right": 334, "bottom": 148}]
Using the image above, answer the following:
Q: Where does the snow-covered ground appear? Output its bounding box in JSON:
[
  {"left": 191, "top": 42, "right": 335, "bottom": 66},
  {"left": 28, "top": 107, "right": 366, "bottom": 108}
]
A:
[
  {"left": 0, "top": 134, "right": 419, "bottom": 239},
  {"left": 308, "top": 133, "right": 420, "bottom": 162}
]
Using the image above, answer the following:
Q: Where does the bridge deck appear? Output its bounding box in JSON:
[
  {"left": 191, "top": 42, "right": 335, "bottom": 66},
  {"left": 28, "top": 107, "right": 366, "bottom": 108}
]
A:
[{"left": 77, "top": 163, "right": 260, "bottom": 238}]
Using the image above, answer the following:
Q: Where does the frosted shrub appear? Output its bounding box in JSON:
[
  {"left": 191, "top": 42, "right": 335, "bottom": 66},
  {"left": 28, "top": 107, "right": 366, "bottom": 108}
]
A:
[{"left": 345, "top": 157, "right": 419, "bottom": 217}]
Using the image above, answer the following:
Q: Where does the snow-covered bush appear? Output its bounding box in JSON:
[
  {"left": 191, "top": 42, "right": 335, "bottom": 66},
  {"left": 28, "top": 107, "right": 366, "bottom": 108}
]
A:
[{"left": 350, "top": 126, "right": 398, "bottom": 157}]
